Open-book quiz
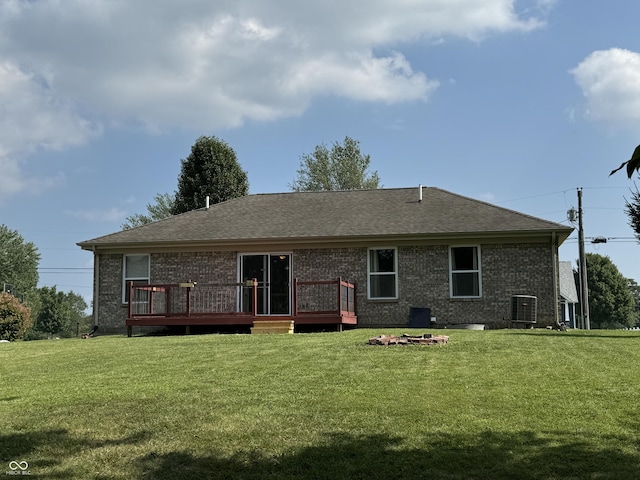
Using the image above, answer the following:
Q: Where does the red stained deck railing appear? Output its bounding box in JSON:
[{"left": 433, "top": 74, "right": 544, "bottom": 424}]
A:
[
  {"left": 127, "top": 277, "right": 356, "bottom": 322},
  {"left": 293, "top": 278, "right": 356, "bottom": 317}
]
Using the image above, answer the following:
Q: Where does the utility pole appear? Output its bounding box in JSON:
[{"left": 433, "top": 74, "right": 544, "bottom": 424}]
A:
[{"left": 577, "top": 188, "right": 590, "bottom": 330}]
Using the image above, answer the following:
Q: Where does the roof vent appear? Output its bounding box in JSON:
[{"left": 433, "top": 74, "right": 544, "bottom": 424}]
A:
[
  {"left": 205, "top": 196, "right": 210, "bottom": 210},
  {"left": 418, "top": 184, "right": 423, "bottom": 202}
]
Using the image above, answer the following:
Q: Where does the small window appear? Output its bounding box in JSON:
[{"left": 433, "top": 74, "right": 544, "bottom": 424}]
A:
[
  {"left": 368, "top": 248, "right": 397, "bottom": 300},
  {"left": 123, "top": 254, "right": 150, "bottom": 303},
  {"left": 450, "top": 246, "right": 481, "bottom": 298}
]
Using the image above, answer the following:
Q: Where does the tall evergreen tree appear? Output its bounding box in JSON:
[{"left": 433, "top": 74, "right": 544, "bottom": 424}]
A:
[
  {"left": 289, "top": 136, "right": 381, "bottom": 192},
  {"left": 172, "top": 136, "right": 249, "bottom": 214}
]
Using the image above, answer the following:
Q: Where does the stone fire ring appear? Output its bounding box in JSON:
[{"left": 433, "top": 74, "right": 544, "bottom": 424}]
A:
[{"left": 368, "top": 333, "right": 449, "bottom": 346}]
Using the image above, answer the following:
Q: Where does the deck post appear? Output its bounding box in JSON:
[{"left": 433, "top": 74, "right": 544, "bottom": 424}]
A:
[
  {"left": 337, "top": 277, "right": 342, "bottom": 315},
  {"left": 127, "top": 281, "right": 133, "bottom": 318},
  {"left": 127, "top": 325, "right": 132, "bottom": 337},
  {"left": 186, "top": 285, "right": 191, "bottom": 317},
  {"left": 353, "top": 281, "right": 357, "bottom": 315},
  {"left": 185, "top": 325, "right": 190, "bottom": 335},
  {"left": 252, "top": 278, "right": 258, "bottom": 317},
  {"left": 293, "top": 278, "right": 298, "bottom": 317}
]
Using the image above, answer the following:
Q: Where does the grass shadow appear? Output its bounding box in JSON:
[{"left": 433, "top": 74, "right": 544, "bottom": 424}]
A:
[
  {"left": 136, "top": 430, "right": 640, "bottom": 480},
  {"left": 0, "top": 428, "right": 149, "bottom": 478}
]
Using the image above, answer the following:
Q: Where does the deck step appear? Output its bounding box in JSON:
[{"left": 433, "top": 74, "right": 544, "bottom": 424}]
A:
[{"left": 251, "top": 320, "right": 295, "bottom": 334}]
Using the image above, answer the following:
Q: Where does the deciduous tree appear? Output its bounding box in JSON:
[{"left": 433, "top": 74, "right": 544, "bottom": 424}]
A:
[
  {"left": 122, "top": 192, "right": 176, "bottom": 230},
  {"left": 0, "top": 292, "right": 32, "bottom": 341},
  {"left": 172, "top": 136, "right": 249, "bottom": 214},
  {"left": 627, "top": 278, "right": 640, "bottom": 327},
  {"left": 289, "top": 136, "right": 381, "bottom": 192},
  {"left": 0, "top": 225, "right": 40, "bottom": 299},
  {"left": 28, "top": 287, "right": 88, "bottom": 338},
  {"left": 35, "top": 286, "right": 67, "bottom": 336},
  {"left": 586, "top": 253, "right": 635, "bottom": 329}
]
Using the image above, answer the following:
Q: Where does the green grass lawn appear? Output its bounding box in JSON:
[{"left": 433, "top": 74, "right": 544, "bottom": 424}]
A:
[{"left": 2, "top": 329, "right": 640, "bottom": 479}]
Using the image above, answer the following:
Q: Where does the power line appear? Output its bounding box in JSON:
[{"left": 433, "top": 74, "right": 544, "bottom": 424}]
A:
[
  {"left": 38, "top": 272, "right": 93, "bottom": 274},
  {"left": 38, "top": 267, "right": 92, "bottom": 270}
]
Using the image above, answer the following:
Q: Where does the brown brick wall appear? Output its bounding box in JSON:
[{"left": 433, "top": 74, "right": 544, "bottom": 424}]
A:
[
  {"left": 95, "top": 242, "right": 560, "bottom": 331},
  {"left": 151, "top": 251, "right": 237, "bottom": 284},
  {"left": 95, "top": 251, "right": 237, "bottom": 331},
  {"left": 96, "top": 254, "right": 126, "bottom": 332},
  {"left": 394, "top": 243, "right": 558, "bottom": 328},
  {"left": 294, "top": 244, "right": 559, "bottom": 328}
]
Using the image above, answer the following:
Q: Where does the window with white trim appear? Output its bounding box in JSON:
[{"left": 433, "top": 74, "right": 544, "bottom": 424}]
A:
[
  {"left": 450, "top": 246, "right": 481, "bottom": 298},
  {"left": 368, "top": 248, "right": 397, "bottom": 300},
  {"left": 122, "top": 254, "right": 150, "bottom": 303}
]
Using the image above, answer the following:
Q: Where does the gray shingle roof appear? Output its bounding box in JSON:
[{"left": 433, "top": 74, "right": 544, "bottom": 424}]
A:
[{"left": 78, "top": 187, "right": 573, "bottom": 249}]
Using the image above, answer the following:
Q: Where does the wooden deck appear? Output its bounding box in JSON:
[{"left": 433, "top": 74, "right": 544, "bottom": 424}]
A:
[{"left": 125, "top": 278, "right": 357, "bottom": 336}]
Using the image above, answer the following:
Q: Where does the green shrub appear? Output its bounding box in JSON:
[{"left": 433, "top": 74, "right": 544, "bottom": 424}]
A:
[
  {"left": 0, "top": 292, "right": 32, "bottom": 341},
  {"left": 22, "top": 328, "right": 50, "bottom": 341}
]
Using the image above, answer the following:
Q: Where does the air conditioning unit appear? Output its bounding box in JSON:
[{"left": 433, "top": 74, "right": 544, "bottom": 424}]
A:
[{"left": 511, "top": 295, "right": 537, "bottom": 323}]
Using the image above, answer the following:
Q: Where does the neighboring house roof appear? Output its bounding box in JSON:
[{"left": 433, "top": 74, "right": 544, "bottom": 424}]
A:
[
  {"left": 78, "top": 187, "right": 574, "bottom": 250},
  {"left": 559, "top": 261, "right": 579, "bottom": 303}
]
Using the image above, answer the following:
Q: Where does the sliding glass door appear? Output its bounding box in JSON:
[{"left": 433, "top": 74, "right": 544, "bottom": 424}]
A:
[{"left": 240, "top": 254, "right": 291, "bottom": 315}]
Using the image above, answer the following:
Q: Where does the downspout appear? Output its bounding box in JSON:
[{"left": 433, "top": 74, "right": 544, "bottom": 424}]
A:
[
  {"left": 92, "top": 246, "right": 99, "bottom": 328},
  {"left": 552, "top": 232, "right": 559, "bottom": 326}
]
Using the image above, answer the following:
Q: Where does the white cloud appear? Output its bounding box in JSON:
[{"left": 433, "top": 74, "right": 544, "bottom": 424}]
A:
[
  {"left": 0, "top": 63, "right": 100, "bottom": 153},
  {"left": 0, "top": 0, "right": 548, "bottom": 131},
  {"left": 285, "top": 51, "right": 439, "bottom": 103},
  {"left": 64, "top": 207, "right": 129, "bottom": 223},
  {"left": 571, "top": 48, "right": 640, "bottom": 129},
  {"left": 0, "top": 62, "right": 100, "bottom": 202},
  {"left": 0, "top": 0, "right": 550, "bottom": 201}
]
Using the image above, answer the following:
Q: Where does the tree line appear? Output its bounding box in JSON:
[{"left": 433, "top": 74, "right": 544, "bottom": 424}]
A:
[
  {"left": 0, "top": 224, "right": 90, "bottom": 341},
  {"left": 121, "top": 135, "right": 380, "bottom": 229}
]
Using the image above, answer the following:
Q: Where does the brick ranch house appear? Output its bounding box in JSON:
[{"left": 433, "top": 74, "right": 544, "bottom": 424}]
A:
[{"left": 77, "top": 187, "right": 573, "bottom": 335}]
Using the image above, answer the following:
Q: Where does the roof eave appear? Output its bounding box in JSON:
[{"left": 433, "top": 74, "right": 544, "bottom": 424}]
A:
[{"left": 79, "top": 227, "right": 573, "bottom": 252}]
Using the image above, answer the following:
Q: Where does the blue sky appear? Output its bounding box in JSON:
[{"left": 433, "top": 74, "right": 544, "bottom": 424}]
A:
[{"left": 2, "top": 0, "right": 640, "bottom": 305}]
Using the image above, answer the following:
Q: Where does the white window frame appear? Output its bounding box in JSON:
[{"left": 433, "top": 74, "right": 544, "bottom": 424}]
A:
[
  {"left": 367, "top": 247, "right": 398, "bottom": 300},
  {"left": 122, "top": 254, "right": 150, "bottom": 303},
  {"left": 449, "top": 246, "right": 482, "bottom": 298}
]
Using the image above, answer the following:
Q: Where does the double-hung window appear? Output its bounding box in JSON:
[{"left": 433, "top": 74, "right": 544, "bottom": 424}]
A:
[
  {"left": 450, "top": 246, "right": 481, "bottom": 298},
  {"left": 368, "top": 248, "right": 398, "bottom": 300},
  {"left": 122, "top": 254, "right": 150, "bottom": 303}
]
